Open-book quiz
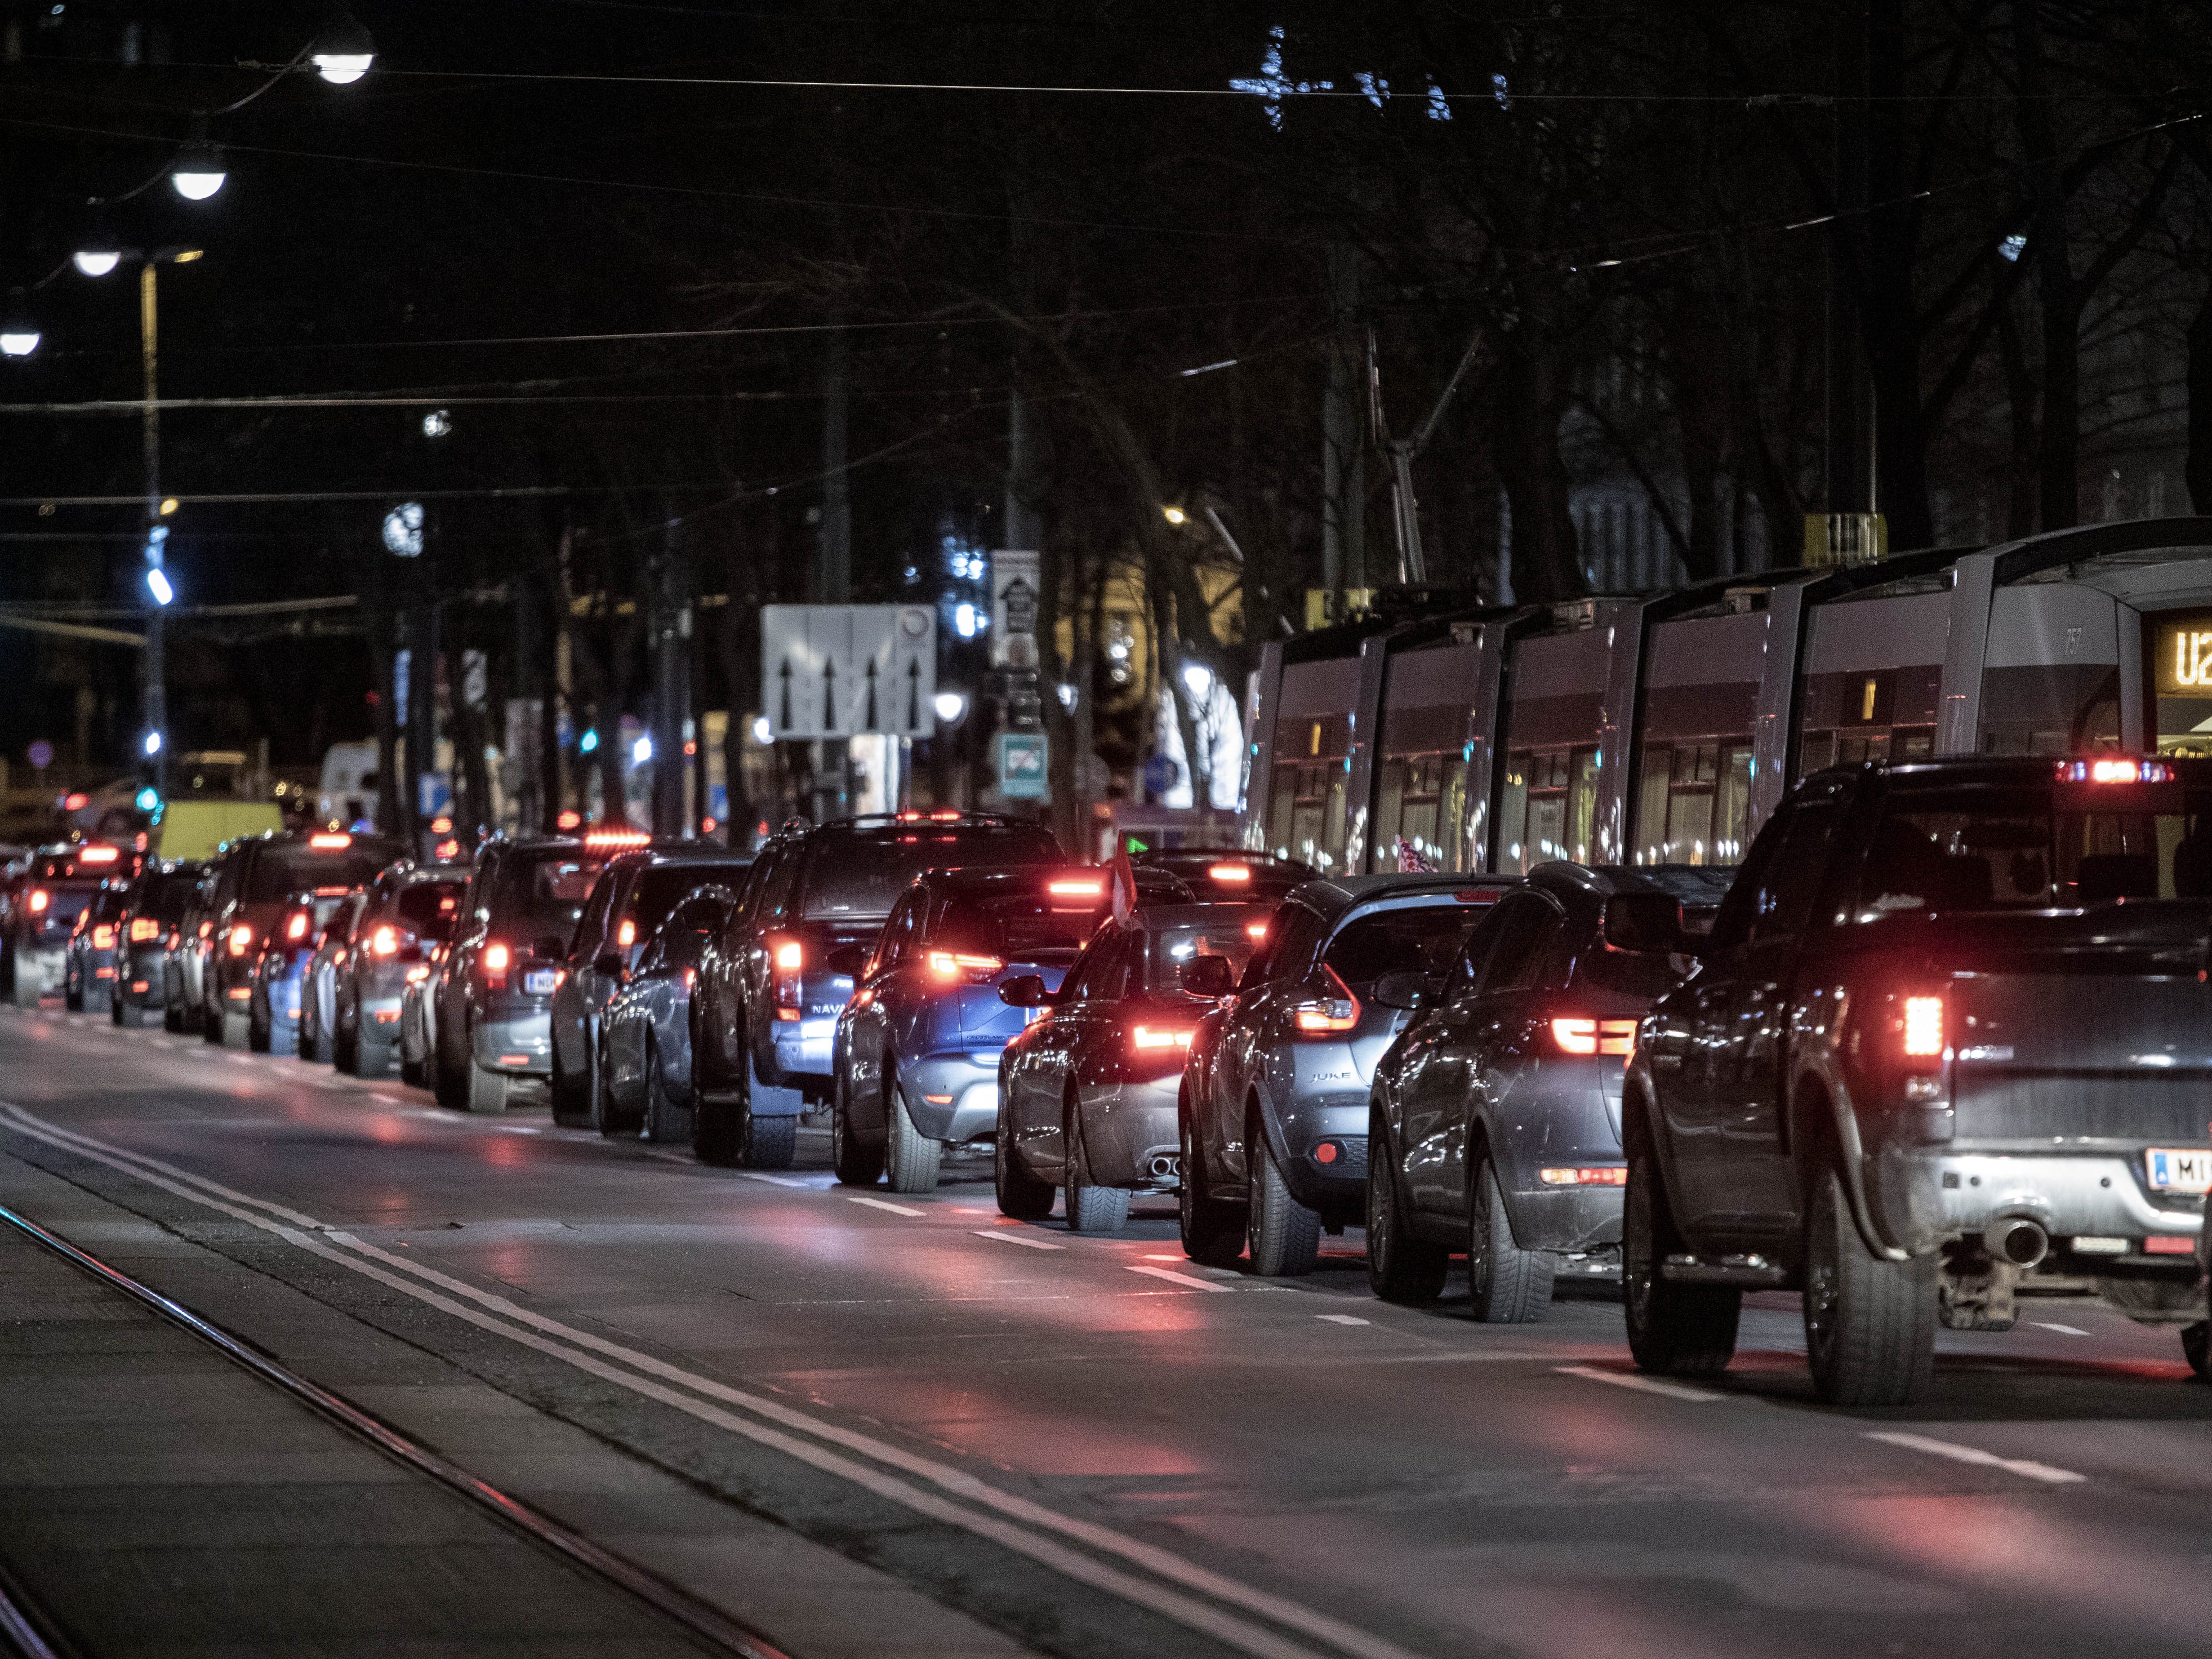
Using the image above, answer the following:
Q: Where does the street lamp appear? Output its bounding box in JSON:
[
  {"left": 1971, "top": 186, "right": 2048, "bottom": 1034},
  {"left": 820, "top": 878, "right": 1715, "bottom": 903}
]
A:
[
  {"left": 0, "top": 292, "right": 39, "bottom": 358},
  {"left": 311, "top": 10, "right": 376, "bottom": 83},
  {"left": 170, "top": 142, "right": 227, "bottom": 201},
  {"left": 72, "top": 249, "right": 121, "bottom": 278}
]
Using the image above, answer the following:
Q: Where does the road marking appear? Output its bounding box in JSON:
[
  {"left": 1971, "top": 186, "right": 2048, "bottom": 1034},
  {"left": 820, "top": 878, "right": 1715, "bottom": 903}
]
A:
[
  {"left": 2032, "top": 1322, "right": 2091, "bottom": 1337},
  {"left": 370, "top": 1094, "right": 406, "bottom": 1106},
  {"left": 1315, "top": 1314, "right": 1370, "bottom": 1325},
  {"left": 1555, "top": 1364, "right": 1722, "bottom": 1402},
  {"left": 973, "top": 1229, "right": 1063, "bottom": 1250},
  {"left": 846, "top": 1195, "right": 925, "bottom": 1217},
  {"left": 1864, "top": 1431, "right": 2086, "bottom": 1485},
  {"left": 1142, "top": 1253, "right": 1183, "bottom": 1261},
  {"left": 738, "top": 1172, "right": 817, "bottom": 1188},
  {"left": 0, "top": 1104, "right": 1413, "bottom": 1659},
  {"left": 1128, "top": 1264, "right": 1234, "bottom": 1292}
]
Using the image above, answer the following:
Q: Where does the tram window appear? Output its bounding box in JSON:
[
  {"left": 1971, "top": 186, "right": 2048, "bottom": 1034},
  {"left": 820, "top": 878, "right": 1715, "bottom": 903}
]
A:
[
  {"left": 1634, "top": 741, "right": 1753, "bottom": 866},
  {"left": 1499, "top": 748, "right": 1595, "bottom": 874},
  {"left": 1375, "top": 752, "right": 1471, "bottom": 872}
]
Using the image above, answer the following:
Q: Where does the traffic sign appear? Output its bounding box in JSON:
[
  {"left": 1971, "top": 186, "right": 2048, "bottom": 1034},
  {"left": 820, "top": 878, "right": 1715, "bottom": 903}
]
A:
[
  {"left": 998, "top": 731, "right": 1048, "bottom": 799},
  {"left": 761, "top": 605, "right": 937, "bottom": 740},
  {"left": 992, "top": 551, "right": 1039, "bottom": 669}
]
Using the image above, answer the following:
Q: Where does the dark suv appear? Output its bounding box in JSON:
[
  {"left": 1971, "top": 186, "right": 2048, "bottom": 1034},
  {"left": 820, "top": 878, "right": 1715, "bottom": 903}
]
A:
[
  {"left": 690, "top": 813, "right": 1063, "bottom": 1167},
  {"left": 429, "top": 836, "right": 611, "bottom": 1114},
  {"left": 198, "top": 832, "right": 405, "bottom": 1046},
  {"left": 113, "top": 861, "right": 202, "bottom": 1027},
  {"left": 9, "top": 845, "right": 136, "bottom": 1009}
]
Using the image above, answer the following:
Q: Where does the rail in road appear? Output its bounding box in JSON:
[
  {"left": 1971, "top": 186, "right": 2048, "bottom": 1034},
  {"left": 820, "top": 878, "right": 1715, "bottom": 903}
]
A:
[{"left": 1, "top": 999, "right": 2211, "bottom": 1657}]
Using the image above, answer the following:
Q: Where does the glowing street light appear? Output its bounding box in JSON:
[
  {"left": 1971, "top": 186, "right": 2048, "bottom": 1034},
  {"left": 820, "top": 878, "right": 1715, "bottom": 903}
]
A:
[
  {"left": 0, "top": 292, "right": 39, "bottom": 359},
  {"left": 932, "top": 690, "right": 970, "bottom": 726},
  {"left": 311, "top": 10, "right": 376, "bottom": 84},
  {"left": 143, "top": 730, "right": 164, "bottom": 757},
  {"left": 72, "top": 249, "right": 122, "bottom": 278},
  {"left": 146, "top": 567, "right": 175, "bottom": 607},
  {"left": 170, "top": 142, "right": 227, "bottom": 201},
  {"left": 631, "top": 735, "right": 654, "bottom": 766}
]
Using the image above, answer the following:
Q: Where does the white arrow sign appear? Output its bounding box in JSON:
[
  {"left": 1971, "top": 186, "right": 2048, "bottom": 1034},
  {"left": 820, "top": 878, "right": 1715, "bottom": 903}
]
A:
[{"left": 761, "top": 604, "right": 938, "bottom": 739}]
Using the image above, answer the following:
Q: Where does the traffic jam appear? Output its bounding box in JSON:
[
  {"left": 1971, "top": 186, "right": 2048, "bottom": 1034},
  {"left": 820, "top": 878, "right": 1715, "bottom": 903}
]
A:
[{"left": 7, "top": 748, "right": 2209, "bottom": 1410}]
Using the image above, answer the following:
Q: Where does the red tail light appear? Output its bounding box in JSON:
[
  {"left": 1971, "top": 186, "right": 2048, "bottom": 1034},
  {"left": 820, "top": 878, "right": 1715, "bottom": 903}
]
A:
[
  {"left": 28, "top": 890, "right": 48, "bottom": 914},
  {"left": 285, "top": 912, "right": 310, "bottom": 942},
  {"left": 556, "top": 810, "right": 583, "bottom": 831},
  {"left": 129, "top": 918, "right": 160, "bottom": 942},
  {"left": 1540, "top": 1166, "right": 1628, "bottom": 1186},
  {"left": 198, "top": 920, "right": 211, "bottom": 938},
  {"left": 1901, "top": 995, "right": 1945, "bottom": 1059},
  {"left": 308, "top": 832, "right": 352, "bottom": 850},
  {"left": 586, "top": 829, "right": 652, "bottom": 850},
  {"left": 483, "top": 942, "right": 510, "bottom": 985},
  {"left": 227, "top": 924, "right": 254, "bottom": 957},
  {"left": 1291, "top": 966, "right": 1360, "bottom": 1035},
  {"left": 371, "top": 925, "right": 399, "bottom": 958},
  {"left": 1130, "top": 1023, "right": 1196, "bottom": 1050},
  {"left": 1047, "top": 875, "right": 1105, "bottom": 903},
  {"left": 1246, "top": 920, "right": 1268, "bottom": 940},
  {"left": 926, "top": 950, "right": 1003, "bottom": 983},
  {"left": 92, "top": 925, "right": 116, "bottom": 950},
  {"left": 77, "top": 845, "right": 119, "bottom": 865},
  {"left": 1206, "top": 863, "right": 1251, "bottom": 884},
  {"left": 1550, "top": 1018, "right": 1637, "bottom": 1056},
  {"left": 617, "top": 918, "right": 636, "bottom": 950},
  {"left": 769, "top": 935, "right": 803, "bottom": 1020}
]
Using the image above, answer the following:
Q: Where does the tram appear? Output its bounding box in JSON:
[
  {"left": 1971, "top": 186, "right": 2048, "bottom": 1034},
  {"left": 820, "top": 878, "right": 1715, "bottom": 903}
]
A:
[{"left": 1243, "top": 517, "right": 2212, "bottom": 873}]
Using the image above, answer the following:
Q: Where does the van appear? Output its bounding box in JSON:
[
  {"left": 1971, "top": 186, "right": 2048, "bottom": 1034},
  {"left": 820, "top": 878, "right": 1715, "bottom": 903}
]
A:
[{"left": 156, "top": 801, "right": 285, "bottom": 863}]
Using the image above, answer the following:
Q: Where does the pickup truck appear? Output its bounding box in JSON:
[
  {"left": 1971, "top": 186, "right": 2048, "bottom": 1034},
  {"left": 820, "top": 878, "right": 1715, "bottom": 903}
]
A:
[{"left": 1625, "top": 756, "right": 2212, "bottom": 1406}]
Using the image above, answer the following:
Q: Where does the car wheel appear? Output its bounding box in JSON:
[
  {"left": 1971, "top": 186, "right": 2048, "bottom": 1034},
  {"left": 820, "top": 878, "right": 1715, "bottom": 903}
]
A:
[
  {"left": 118, "top": 999, "right": 147, "bottom": 1029},
  {"left": 332, "top": 1014, "right": 356, "bottom": 1073},
  {"left": 1246, "top": 1110, "right": 1319, "bottom": 1277},
  {"left": 432, "top": 1020, "right": 470, "bottom": 1109},
  {"left": 1061, "top": 1099, "right": 1130, "bottom": 1234},
  {"left": 219, "top": 1010, "right": 249, "bottom": 1049},
  {"left": 593, "top": 1037, "right": 643, "bottom": 1136},
  {"left": 351, "top": 1027, "right": 391, "bottom": 1080},
  {"left": 994, "top": 1094, "right": 1055, "bottom": 1220},
  {"left": 883, "top": 1072, "right": 943, "bottom": 1195},
  {"left": 64, "top": 974, "right": 82, "bottom": 1013},
  {"left": 1178, "top": 1100, "right": 1242, "bottom": 1266},
  {"left": 400, "top": 1052, "right": 425, "bottom": 1089},
  {"left": 738, "top": 1110, "right": 797, "bottom": 1170},
  {"left": 645, "top": 1038, "right": 694, "bottom": 1145},
  {"left": 465, "top": 1059, "right": 511, "bottom": 1116},
  {"left": 549, "top": 1030, "right": 593, "bottom": 1128},
  {"left": 1622, "top": 1112, "right": 1740, "bottom": 1379},
  {"left": 1365, "top": 1107, "right": 1446, "bottom": 1303},
  {"left": 1803, "top": 1165, "right": 1936, "bottom": 1407},
  {"left": 248, "top": 1004, "right": 271, "bottom": 1053},
  {"left": 2183, "top": 1320, "right": 2211, "bottom": 1381},
  {"left": 1467, "top": 1150, "right": 1554, "bottom": 1324},
  {"left": 162, "top": 999, "right": 183, "bottom": 1032},
  {"left": 830, "top": 1065, "right": 886, "bottom": 1186}
]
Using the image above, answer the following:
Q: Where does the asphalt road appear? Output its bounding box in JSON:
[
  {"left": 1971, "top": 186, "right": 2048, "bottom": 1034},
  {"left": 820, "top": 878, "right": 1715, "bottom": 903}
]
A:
[{"left": 2, "top": 1000, "right": 2210, "bottom": 1659}]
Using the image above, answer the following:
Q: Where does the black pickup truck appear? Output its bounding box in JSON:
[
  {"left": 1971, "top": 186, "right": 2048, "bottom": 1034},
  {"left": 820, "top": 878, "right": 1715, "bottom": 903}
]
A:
[{"left": 1624, "top": 756, "right": 2212, "bottom": 1406}]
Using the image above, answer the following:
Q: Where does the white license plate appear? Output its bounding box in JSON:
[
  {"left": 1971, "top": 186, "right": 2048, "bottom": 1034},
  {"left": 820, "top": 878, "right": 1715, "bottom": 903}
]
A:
[
  {"left": 522, "top": 969, "right": 557, "bottom": 997},
  {"left": 2145, "top": 1148, "right": 2212, "bottom": 1192}
]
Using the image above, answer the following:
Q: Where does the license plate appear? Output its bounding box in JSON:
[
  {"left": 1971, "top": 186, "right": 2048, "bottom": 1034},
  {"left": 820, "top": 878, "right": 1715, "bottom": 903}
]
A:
[
  {"left": 2145, "top": 1148, "right": 2212, "bottom": 1192},
  {"left": 522, "top": 969, "right": 556, "bottom": 997}
]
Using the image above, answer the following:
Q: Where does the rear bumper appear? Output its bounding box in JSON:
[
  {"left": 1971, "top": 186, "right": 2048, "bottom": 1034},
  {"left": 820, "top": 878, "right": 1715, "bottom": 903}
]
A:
[
  {"left": 770, "top": 1016, "right": 837, "bottom": 1085},
  {"left": 118, "top": 947, "right": 170, "bottom": 1003},
  {"left": 901, "top": 1053, "right": 1000, "bottom": 1142},
  {"left": 1267, "top": 1094, "right": 1370, "bottom": 1212},
  {"left": 1075, "top": 1076, "right": 1182, "bottom": 1190},
  {"left": 1871, "top": 1142, "right": 2204, "bottom": 1258},
  {"left": 473, "top": 1005, "right": 552, "bottom": 1076}
]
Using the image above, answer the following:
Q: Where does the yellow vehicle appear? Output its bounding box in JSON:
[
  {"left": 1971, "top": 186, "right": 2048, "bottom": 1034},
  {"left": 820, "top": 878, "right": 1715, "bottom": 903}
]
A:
[{"left": 154, "top": 801, "right": 285, "bottom": 863}]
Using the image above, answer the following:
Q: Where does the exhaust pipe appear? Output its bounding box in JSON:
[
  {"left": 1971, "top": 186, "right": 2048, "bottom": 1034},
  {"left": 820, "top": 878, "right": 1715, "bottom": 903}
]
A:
[
  {"left": 1983, "top": 1216, "right": 2048, "bottom": 1268},
  {"left": 1147, "top": 1154, "right": 1181, "bottom": 1180}
]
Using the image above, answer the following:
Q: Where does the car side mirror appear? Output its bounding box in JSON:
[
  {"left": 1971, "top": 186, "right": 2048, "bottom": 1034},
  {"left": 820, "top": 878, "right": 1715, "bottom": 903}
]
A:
[
  {"left": 1604, "top": 893, "right": 1700, "bottom": 957},
  {"left": 999, "top": 974, "right": 1051, "bottom": 1009},
  {"left": 1179, "top": 955, "right": 1236, "bottom": 999},
  {"left": 593, "top": 951, "right": 625, "bottom": 978},
  {"left": 825, "top": 943, "right": 869, "bottom": 978},
  {"left": 1371, "top": 969, "right": 1431, "bottom": 1011}
]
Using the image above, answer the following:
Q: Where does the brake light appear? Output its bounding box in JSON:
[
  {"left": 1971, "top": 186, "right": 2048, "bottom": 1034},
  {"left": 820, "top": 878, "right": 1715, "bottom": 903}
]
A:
[
  {"left": 1047, "top": 876, "right": 1104, "bottom": 901},
  {"left": 371, "top": 925, "right": 399, "bottom": 958},
  {"left": 199, "top": 921, "right": 211, "bottom": 938},
  {"left": 2058, "top": 757, "right": 2170, "bottom": 785},
  {"left": 28, "top": 890, "right": 48, "bottom": 914},
  {"left": 682, "top": 967, "right": 696, "bottom": 988},
  {"left": 1540, "top": 1166, "right": 1629, "bottom": 1186},
  {"left": 93, "top": 925, "right": 115, "bottom": 950},
  {"left": 435, "top": 839, "right": 461, "bottom": 861},
  {"left": 1551, "top": 1018, "right": 1637, "bottom": 1056},
  {"left": 1902, "top": 995, "right": 1945, "bottom": 1059},
  {"left": 926, "top": 950, "right": 1003, "bottom": 983},
  {"left": 483, "top": 942, "right": 510, "bottom": 981},
  {"left": 1206, "top": 863, "right": 1251, "bottom": 884},
  {"left": 586, "top": 829, "right": 652, "bottom": 850},
  {"left": 772, "top": 938, "right": 803, "bottom": 971},
  {"left": 406, "top": 965, "right": 430, "bottom": 983},
  {"left": 1130, "top": 1023, "right": 1196, "bottom": 1050},
  {"left": 930, "top": 809, "right": 961, "bottom": 821},
  {"left": 556, "top": 810, "right": 583, "bottom": 831},
  {"left": 77, "top": 845, "right": 119, "bottom": 865},
  {"left": 1291, "top": 966, "right": 1360, "bottom": 1035},
  {"left": 130, "top": 918, "right": 159, "bottom": 942},
  {"left": 1246, "top": 920, "right": 1268, "bottom": 940},
  {"left": 617, "top": 918, "right": 636, "bottom": 950},
  {"left": 308, "top": 832, "right": 352, "bottom": 850},
  {"left": 227, "top": 924, "right": 254, "bottom": 956},
  {"left": 286, "top": 912, "right": 310, "bottom": 942},
  {"left": 770, "top": 935, "right": 803, "bottom": 1019},
  {"left": 432, "top": 817, "right": 454, "bottom": 836}
]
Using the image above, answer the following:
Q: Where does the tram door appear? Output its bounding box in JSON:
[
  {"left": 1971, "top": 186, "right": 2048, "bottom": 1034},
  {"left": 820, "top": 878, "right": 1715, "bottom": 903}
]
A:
[
  {"left": 1263, "top": 655, "right": 1362, "bottom": 873},
  {"left": 1371, "top": 641, "right": 1483, "bottom": 872},
  {"left": 1495, "top": 628, "right": 1611, "bottom": 875},
  {"left": 1633, "top": 609, "right": 1764, "bottom": 867},
  {"left": 1797, "top": 591, "right": 1948, "bottom": 772}
]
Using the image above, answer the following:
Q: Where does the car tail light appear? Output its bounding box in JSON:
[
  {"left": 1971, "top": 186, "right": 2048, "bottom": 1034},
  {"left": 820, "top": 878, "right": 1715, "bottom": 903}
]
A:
[
  {"left": 28, "top": 890, "right": 48, "bottom": 914},
  {"left": 92, "top": 925, "right": 115, "bottom": 949},
  {"left": 682, "top": 967, "right": 696, "bottom": 988},
  {"left": 926, "top": 950, "right": 1003, "bottom": 983},
  {"left": 198, "top": 920, "right": 211, "bottom": 938},
  {"left": 1540, "top": 1166, "right": 1628, "bottom": 1186},
  {"left": 1130, "top": 1023, "right": 1195, "bottom": 1050},
  {"left": 1206, "top": 863, "right": 1251, "bottom": 884},
  {"left": 1246, "top": 920, "right": 1268, "bottom": 940},
  {"left": 2057, "top": 757, "right": 2170, "bottom": 785},
  {"left": 618, "top": 918, "right": 636, "bottom": 950},
  {"left": 770, "top": 935, "right": 803, "bottom": 1019},
  {"left": 129, "top": 918, "right": 159, "bottom": 942},
  {"left": 586, "top": 829, "right": 652, "bottom": 850},
  {"left": 483, "top": 942, "right": 510, "bottom": 984},
  {"left": 285, "top": 912, "right": 310, "bottom": 942},
  {"left": 556, "top": 810, "right": 583, "bottom": 831},
  {"left": 371, "top": 925, "right": 399, "bottom": 957},
  {"left": 1901, "top": 995, "right": 1944, "bottom": 1059},
  {"left": 308, "top": 832, "right": 352, "bottom": 850},
  {"left": 1551, "top": 1018, "right": 1637, "bottom": 1056},
  {"left": 406, "top": 965, "right": 430, "bottom": 983},
  {"left": 1291, "top": 966, "right": 1361, "bottom": 1035},
  {"left": 227, "top": 924, "right": 254, "bottom": 956},
  {"left": 930, "top": 809, "right": 961, "bottom": 821},
  {"left": 1047, "top": 876, "right": 1104, "bottom": 903},
  {"left": 77, "top": 845, "right": 119, "bottom": 865},
  {"left": 165, "top": 930, "right": 179, "bottom": 948}
]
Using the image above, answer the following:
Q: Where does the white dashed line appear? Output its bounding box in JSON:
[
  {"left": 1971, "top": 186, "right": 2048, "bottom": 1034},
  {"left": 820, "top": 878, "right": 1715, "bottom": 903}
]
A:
[
  {"left": 974, "top": 1229, "right": 1063, "bottom": 1250},
  {"left": 1554, "top": 1365, "right": 1722, "bottom": 1402},
  {"left": 846, "top": 1195, "right": 926, "bottom": 1217},
  {"left": 2032, "top": 1322, "right": 2092, "bottom": 1337},
  {"left": 370, "top": 1094, "right": 406, "bottom": 1106},
  {"left": 1127, "top": 1264, "right": 1234, "bottom": 1291},
  {"left": 1864, "top": 1431, "right": 2086, "bottom": 1485},
  {"left": 738, "top": 1172, "right": 818, "bottom": 1188},
  {"left": 1315, "top": 1314, "right": 1371, "bottom": 1325}
]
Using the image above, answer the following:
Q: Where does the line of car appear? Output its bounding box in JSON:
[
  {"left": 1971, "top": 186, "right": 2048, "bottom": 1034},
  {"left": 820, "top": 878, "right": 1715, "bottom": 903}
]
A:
[{"left": 11, "top": 752, "right": 2209, "bottom": 1410}]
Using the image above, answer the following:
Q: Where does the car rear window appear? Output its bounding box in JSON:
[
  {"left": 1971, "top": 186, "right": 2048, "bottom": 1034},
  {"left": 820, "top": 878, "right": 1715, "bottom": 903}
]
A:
[
  {"left": 625, "top": 866, "right": 721, "bottom": 942},
  {"left": 930, "top": 893, "right": 1099, "bottom": 965},
  {"left": 143, "top": 874, "right": 199, "bottom": 922},
  {"left": 1143, "top": 915, "right": 1267, "bottom": 993},
  {"left": 1325, "top": 902, "right": 1488, "bottom": 988},
  {"left": 486, "top": 851, "right": 608, "bottom": 942},
  {"left": 799, "top": 825, "right": 1061, "bottom": 920},
  {"left": 395, "top": 881, "right": 466, "bottom": 932},
  {"left": 245, "top": 845, "right": 399, "bottom": 902}
]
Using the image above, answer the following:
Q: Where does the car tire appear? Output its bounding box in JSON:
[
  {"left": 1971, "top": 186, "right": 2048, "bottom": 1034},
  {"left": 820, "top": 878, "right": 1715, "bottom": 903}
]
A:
[
  {"left": 995, "top": 1096, "right": 1055, "bottom": 1221},
  {"left": 549, "top": 1034, "right": 593, "bottom": 1128},
  {"left": 64, "top": 974, "right": 82, "bottom": 1013},
  {"left": 1178, "top": 1105, "right": 1242, "bottom": 1265},
  {"left": 830, "top": 1067, "right": 886, "bottom": 1186},
  {"left": 432, "top": 1022, "right": 469, "bottom": 1109},
  {"left": 645, "top": 1038, "right": 694, "bottom": 1145},
  {"left": 248, "top": 1005, "right": 272, "bottom": 1053},
  {"left": 352, "top": 1029, "right": 391, "bottom": 1080},
  {"left": 400, "top": 1053, "right": 425, "bottom": 1089},
  {"left": 332, "top": 1015, "right": 356, "bottom": 1073},
  {"left": 1803, "top": 1165, "right": 1936, "bottom": 1407},
  {"left": 1365, "top": 1108, "right": 1446, "bottom": 1304},
  {"left": 593, "top": 1040, "right": 643, "bottom": 1137},
  {"left": 109, "top": 987, "right": 125, "bottom": 1024},
  {"left": 1246, "top": 1112, "right": 1320, "bottom": 1277},
  {"left": 1061, "top": 1093, "right": 1129, "bottom": 1232},
  {"left": 738, "top": 1111, "right": 797, "bottom": 1170},
  {"left": 219, "top": 1010, "right": 249, "bottom": 1049},
  {"left": 162, "top": 999, "right": 183, "bottom": 1032},
  {"left": 883, "top": 1075, "right": 943, "bottom": 1195},
  {"left": 2183, "top": 1320, "right": 2210, "bottom": 1381},
  {"left": 465, "top": 1059, "right": 511, "bottom": 1116},
  {"left": 1467, "top": 1151, "right": 1553, "bottom": 1324},
  {"left": 117, "top": 1000, "right": 148, "bottom": 1029},
  {"left": 1623, "top": 1113, "right": 1740, "bottom": 1378}
]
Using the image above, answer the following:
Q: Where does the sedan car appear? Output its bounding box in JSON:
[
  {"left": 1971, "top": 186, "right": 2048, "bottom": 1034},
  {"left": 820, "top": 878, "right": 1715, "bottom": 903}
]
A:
[
  {"left": 12, "top": 844, "right": 132, "bottom": 1008},
  {"left": 333, "top": 866, "right": 468, "bottom": 1079},
  {"left": 599, "top": 887, "right": 740, "bottom": 1144},
  {"left": 64, "top": 880, "right": 132, "bottom": 1014},
  {"left": 1364, "top": 863, "right": 1728, "bottom": 1317},
  {"left": 999, "top": 899, "right": 1270, "bottom": 1231},
  {"left": 248, "top": 889, "right": 356, "bottom": 1054},
  {"left": 199, "top": 831, "right": 405, "bottom": 1046},
  {"left": 832, "top": 864, "right": 1106, "bottom": 1194},
  {"left": 1181, "top": 872, "right": 1514, "bottom": 1273},
  {"left": 112, "top": 860, "right": 202, "bottom": 1028},
  {"left": 296, "top": 892, "right": 369, "bottom": 1063}
]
